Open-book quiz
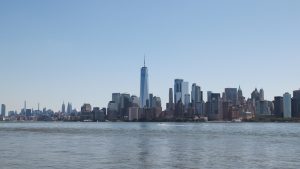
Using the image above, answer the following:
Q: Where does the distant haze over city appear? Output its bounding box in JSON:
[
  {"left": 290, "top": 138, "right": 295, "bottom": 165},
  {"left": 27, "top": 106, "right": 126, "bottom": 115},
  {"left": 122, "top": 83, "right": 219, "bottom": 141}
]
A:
[{"left": 0, "top": 0, "right": 299, "bottom": 111}]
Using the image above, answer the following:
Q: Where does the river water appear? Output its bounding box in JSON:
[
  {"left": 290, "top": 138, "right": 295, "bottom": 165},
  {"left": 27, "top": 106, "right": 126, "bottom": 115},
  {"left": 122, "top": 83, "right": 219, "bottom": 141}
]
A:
[{"left": 0, "top": 122, "right": 300, "bottom": 169}]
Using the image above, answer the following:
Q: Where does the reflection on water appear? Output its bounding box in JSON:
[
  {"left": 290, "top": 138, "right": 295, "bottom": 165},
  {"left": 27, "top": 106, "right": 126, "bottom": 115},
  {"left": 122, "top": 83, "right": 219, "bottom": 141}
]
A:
[{"left": 1, "top": 122, "right": 300, "bottom": 169}]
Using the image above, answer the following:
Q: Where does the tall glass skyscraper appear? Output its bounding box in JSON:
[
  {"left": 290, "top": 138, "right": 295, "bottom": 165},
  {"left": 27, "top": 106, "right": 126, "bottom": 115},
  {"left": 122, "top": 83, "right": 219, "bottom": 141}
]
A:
[
  {"left": 174, "top": 79, "right": 183, "bottom": 104},
  {"left": 174, "top": 79, "right": 189, "bottom": 105},
  {"left": 140, "top": 57, "right": 149, "bottom": 108}
]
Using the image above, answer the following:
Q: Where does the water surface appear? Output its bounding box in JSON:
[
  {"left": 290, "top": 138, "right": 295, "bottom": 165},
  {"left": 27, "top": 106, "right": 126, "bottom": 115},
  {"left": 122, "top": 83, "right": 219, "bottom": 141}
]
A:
[{"left": 1, "top": 122, "right": 300, "bottom": 169}]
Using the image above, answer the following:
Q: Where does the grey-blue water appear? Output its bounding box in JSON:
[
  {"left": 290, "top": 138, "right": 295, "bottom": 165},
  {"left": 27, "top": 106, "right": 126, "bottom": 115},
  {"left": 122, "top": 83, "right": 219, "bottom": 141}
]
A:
[{"left": 0, "top": 122, "right": 300, "bottom": 169}]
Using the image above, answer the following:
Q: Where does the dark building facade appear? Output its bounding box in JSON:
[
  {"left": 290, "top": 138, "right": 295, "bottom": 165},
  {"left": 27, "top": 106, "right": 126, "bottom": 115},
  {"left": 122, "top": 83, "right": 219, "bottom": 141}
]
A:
[
  {"left": 167, "top": 88, "right": 174, "bottom": 111},
  {"left": 120, "top": 94, "right": 131, "bottom": 119},
  {"left": 292, "top": 90, "right": 300, "bottom": 118},
  {"left": 222, "top": 102, "right": 232, "bottom": 121},
  {"left": 92, "top": 107, "right": 106, "bottom": 122},
  {"left": 225, "top": 88, "right": 238, "bottom": 105},
  {"left": 207, "top": 93, "right": 222, "bottom": 121},
  {"left": 80, "top": 103, "right": 93, "bottom": 121},
  {"left": 26, "top": 109, "right": 32, "bottom": 117},
  {"left": 273, "top": 96, "right": 283, "bottom": 117},
  {"left": 1, "top": 104, "right": 5, "bottom": 117}
]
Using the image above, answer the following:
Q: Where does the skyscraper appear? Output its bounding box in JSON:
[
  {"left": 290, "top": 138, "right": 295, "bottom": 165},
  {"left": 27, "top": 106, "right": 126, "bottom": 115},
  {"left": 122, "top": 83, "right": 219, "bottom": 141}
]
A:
[
  {"left": 224, "top": 88, "right": 238, "bottom": 105},
  {"left": 120, "top": 93, "right": 131, "bottom": 117},
  {"left": 251, "top": 88, "right": 260, "bottom": 101},
  {"left": 238, "top": 86, "right": 243, "bottom": 98},
  {"left": 182, "top": 81, "right": 189, "bottom": 104},
  {"left": 238, "top": 86, "right": 244, "bottom": 104},
  {"left": 167, "top": 88, "right": 174, "bottom": 111},
  {"left": 140, "top": 57, "right": 149, "bottom": 108},
  {"left": 112, "top": 93, "right": 121, "bottom": 112},
  {"left": 67, "top": 102, "right": 72, "bottom": 114},
  {"left": 62, "top": 102, "right": 66, "bottom": 114},
  {"left": 191, "top": 83, "right": 204, "bottom": 114},
  {"left": 149, "top": 93, "right": 154, "bottom": 108},
  {"left": 174, "top": 79, "right": 183, "bottom": 104},
  {"left": 1, "top": 104, "right": 6, "bottom": 117},
  {"left": 130, "top": 95, "right": 139, "bottom": 106},
  {"left": 292, "top": 90, "right": 300, "bottom": 118},
  {"left": 23, "top": 101, "right": 26, "bottom": 115},
  {"left": 259, "top": 89, "right": 265, "bottom": 101},
  {"left": 184, "top": 94, "right": 190, "bottom": 110},
  {"left": 169, "top": 88, "right": 173, "bottom": 105},
  {"left": 293, "top": 90, "right": 300, "bottom": 98},
  {"left": 174, "top": 79, "right": 189, "bottom": 105},
  {"left": 207, "top": 91, "right": 212, "bottom": 102},
  {"left": 191, "top": 83, "right": 202, "bottom": 104},
  {"left": 80, "top": 103, "right": 93, "bottom": 121},
  {"left": 283, "top": 92, "right": 291, "bottom": 118},
  {"left": 207, "top": 93, "right": 222, "bottom": 120},
  {"left": 273, "top": 96, "right": 283, "bottom": 117}
]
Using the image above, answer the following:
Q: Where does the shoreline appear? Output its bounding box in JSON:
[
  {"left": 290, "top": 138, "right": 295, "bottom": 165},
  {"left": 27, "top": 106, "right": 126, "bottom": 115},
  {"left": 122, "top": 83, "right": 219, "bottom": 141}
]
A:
[{"left": 1, "top": 119, "right": 300, "bottom": 123}]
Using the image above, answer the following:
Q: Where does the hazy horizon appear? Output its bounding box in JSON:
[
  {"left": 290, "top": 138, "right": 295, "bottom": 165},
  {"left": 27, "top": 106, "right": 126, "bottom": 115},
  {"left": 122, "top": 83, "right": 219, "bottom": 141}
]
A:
[{"left": 1, "top": 0, "right": 300, "bottom": 112}]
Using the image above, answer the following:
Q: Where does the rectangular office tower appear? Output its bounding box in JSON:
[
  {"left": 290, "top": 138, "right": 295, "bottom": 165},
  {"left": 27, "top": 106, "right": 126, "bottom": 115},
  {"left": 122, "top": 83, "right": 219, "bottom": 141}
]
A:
[
  {"left": 273, "top": 96, "right": 283, "bottom": 117},
  {"left": 1, "top": 104, "right": 5, "bottom": 117},
  {"left": 224, "top": 88, "right": 238, "bottom": 105},
  {"left": 292, "top": 90, "right": 300, "bottom": 118},
  {"left": 283, "top": 92, "right": 292, "bottom": 118}
]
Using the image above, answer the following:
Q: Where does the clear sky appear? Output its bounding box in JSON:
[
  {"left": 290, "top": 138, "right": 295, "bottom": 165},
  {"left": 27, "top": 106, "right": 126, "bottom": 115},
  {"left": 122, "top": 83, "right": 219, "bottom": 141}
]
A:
[{"left": 0, "top": 0, "right": 300, "bottom": 112}]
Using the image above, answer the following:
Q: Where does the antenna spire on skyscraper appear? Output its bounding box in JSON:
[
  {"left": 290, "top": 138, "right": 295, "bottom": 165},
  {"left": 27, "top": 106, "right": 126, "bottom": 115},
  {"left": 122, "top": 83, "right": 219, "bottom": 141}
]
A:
[{"left": 144, "top": 54, "right": 146, "bottom": 67}]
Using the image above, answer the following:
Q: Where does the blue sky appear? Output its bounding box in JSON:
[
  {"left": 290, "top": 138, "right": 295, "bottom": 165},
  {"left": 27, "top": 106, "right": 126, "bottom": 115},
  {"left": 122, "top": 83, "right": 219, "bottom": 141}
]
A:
[{"left": 0, "top": 0, "right": 299, "bottom": 112}]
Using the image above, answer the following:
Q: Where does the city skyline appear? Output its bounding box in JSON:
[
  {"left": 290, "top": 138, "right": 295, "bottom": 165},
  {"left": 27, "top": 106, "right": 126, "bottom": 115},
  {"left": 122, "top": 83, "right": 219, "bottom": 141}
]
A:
[
  {"left": 1, "top": 0, "right": 300, "bottom": 111},
  {"left": 1, "top": 76, "right": 299, "bottom": 114}
]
